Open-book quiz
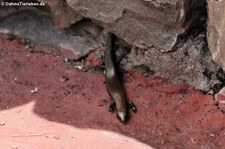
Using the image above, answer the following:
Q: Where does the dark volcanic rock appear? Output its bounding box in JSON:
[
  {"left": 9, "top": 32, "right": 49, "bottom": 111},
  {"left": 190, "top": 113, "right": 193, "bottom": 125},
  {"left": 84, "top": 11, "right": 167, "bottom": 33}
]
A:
[
  {"left": 67, "top": 0, "right": 206, "bottom": 52},
  {"left": 0, "top": 12, "right": 103, "bottom": 60}
]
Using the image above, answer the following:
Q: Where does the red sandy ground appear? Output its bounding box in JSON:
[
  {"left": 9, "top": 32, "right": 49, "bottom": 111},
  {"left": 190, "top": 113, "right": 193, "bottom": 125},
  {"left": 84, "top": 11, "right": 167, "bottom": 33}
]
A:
[{"left": 0, "top": 34, "right": 224, "bottom": 148}]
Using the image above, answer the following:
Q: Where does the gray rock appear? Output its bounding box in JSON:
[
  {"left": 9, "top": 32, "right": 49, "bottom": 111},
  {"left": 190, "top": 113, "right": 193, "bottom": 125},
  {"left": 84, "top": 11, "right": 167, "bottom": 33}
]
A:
[
  {"left": 96, "top": 28, "right": 224, "bottom": 92},
  {"left": 207, "top": 0, "right": 225, "bottom": 72},
  {"left": 38, "top": 0, "right": 83, "bottom": 28},
  {"left": 214, "top": 87, "right": 225, "bottom": 112},
  {"left": 66, "top": 0, "right": 205, "bottom": 52},
  {"left": 120, "top": 30, "right": 223, "bottom": 92},
  {"left": 0, "top": 12, "right": 102, "bottom": 59}
]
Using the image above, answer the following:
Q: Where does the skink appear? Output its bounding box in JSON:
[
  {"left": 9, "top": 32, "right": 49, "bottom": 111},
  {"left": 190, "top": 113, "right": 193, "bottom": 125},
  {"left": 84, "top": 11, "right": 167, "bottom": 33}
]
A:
[{"left": 104, "top": 32, "right": 136, "bottom": 122}]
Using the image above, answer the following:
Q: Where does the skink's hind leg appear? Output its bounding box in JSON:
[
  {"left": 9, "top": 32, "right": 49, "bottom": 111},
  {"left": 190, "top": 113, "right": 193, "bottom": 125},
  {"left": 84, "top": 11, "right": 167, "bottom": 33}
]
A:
[
  {"left": 109, "top": 102, "right": 116, "bottom": 113},
  {"left": 128, "top": 101, "right": 137, "bottom": 113}
]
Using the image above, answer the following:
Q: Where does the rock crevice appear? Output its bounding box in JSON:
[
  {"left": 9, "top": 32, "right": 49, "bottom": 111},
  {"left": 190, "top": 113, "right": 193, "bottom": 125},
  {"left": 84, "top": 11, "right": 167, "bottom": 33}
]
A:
[{"left": 66, "top": 0, "right": 206, "bottom": 52}]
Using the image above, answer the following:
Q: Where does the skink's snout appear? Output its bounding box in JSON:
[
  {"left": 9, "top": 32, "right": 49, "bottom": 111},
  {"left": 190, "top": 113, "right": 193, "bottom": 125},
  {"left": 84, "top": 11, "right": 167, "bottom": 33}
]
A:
[{"left": 117, "top": 111, "right": 127, "bottom": 122}]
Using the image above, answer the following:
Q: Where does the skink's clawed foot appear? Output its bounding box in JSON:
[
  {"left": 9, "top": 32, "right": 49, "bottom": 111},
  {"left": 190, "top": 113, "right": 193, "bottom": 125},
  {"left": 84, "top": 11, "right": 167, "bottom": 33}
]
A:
[
  {"left": 109, "top": 102, "right": 116, "bottom": 113},
  {"left": 128, "top": 101, "right": 137, "bottom": 113}
]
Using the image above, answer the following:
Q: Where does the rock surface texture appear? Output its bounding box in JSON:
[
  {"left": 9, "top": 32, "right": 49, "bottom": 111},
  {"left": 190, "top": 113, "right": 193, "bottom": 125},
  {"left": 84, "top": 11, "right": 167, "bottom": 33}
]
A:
[
  {"left": 207, "top": 0, "right": 225, "bottom": 71},
  {"left": 66, "top": 0, "right": 205, "bottom": 52},
  {"left": 121, "top": 31, "right": 223, "bottom": 92},
  {"left": 38, "top": 0, "right": 83, "bottom": 27},
  {"left": 0, "top": 12, "right": 102, "bottom": 60},
  {"left": 64, "top": 0, "right": 225, "bottom": 92}
]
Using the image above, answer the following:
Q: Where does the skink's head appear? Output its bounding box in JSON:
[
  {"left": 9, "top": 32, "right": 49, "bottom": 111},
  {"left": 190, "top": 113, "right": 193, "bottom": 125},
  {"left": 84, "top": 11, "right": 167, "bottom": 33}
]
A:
[{"left": 117, "top": 109, "right": 127, "bottom": 122}]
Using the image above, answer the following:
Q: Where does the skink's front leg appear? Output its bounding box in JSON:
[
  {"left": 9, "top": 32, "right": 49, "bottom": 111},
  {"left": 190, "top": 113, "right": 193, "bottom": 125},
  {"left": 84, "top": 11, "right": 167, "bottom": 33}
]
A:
[{"left": 109, "top": 101, "right": 137, "bottom": 113}]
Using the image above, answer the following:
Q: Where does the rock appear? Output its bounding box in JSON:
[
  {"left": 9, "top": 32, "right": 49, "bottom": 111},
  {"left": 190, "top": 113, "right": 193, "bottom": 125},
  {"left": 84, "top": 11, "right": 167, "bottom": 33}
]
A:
[
  {"left": 207, "top": 0, "right": 225, "bottom": 72},
  {"left": 0, "top": 0, "right": 83, "bottom": 28},
  {"left": 95, "top": 28, "right": 223, "bottom": 92},
  {"left": 120, "top": 29, "right": 223, "bottom": 92},
  {"left": 0, "top": 12, "right": 102, "bottom": 59},
  {"left": 85, "top": 52, "right": 103, "bottom": 68},
  {"left": 38, "top": 0, "right": 83, "bottom": 28},
  {"left": 215, "top": 87, "right": 225, "bottom": 112},
  {"left": 66, "top": 0, "right": 206, "bottom": 52}
]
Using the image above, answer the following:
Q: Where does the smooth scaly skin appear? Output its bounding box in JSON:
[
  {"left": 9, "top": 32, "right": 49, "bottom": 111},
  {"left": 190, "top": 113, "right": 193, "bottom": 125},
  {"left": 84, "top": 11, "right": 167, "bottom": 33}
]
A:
[{"left": 104, "top": 32, "right": 127, "bottom": 122}]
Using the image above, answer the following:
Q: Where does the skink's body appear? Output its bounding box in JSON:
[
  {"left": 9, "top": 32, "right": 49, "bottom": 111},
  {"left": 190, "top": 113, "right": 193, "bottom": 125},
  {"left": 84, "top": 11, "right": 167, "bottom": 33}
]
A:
[{"left": 105, "top": 33, "right": 127, "bottom": 122}]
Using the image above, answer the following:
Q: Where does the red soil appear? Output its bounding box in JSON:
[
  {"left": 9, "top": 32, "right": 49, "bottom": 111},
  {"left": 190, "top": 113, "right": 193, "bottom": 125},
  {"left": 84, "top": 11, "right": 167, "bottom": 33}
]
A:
[{"left": 0, "top": 34, "right": 224, "bottom": 148}]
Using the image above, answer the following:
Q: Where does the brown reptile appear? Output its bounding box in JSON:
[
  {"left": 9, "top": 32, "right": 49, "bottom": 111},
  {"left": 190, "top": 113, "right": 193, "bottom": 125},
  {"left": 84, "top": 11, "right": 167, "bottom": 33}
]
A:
[{"left": 104, "top": 32, "right": 137, "bottom": 122}]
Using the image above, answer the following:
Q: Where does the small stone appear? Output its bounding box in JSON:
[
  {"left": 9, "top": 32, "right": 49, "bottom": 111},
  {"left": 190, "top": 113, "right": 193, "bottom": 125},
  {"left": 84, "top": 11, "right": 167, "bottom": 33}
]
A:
[
  {"left": 191, "top": 138, "right": 196, "bottom": 143},
  {"left": 214, "top": 87, "right": 225, "bottom": 111},
  {"left": 64, "top": 58, "right": 68, "bottom": 62},
  {"left": 85, "top": 52, "right": 102, "bottom": 67},
  {"left": 30, "top": 87, "right": 38, "bottom": 93},
  {"left": 75, "top": 65, "right": 83, "bottom": 70}
]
